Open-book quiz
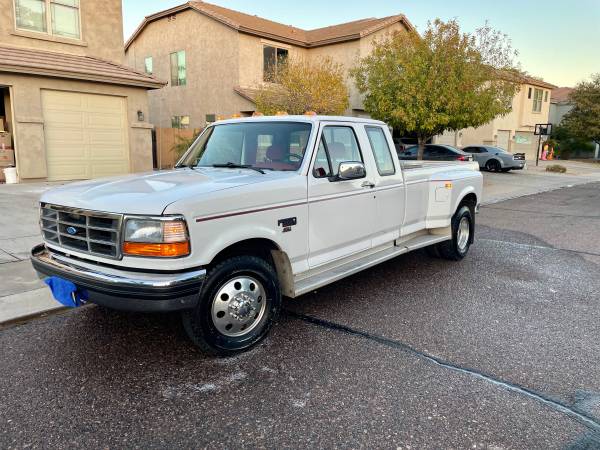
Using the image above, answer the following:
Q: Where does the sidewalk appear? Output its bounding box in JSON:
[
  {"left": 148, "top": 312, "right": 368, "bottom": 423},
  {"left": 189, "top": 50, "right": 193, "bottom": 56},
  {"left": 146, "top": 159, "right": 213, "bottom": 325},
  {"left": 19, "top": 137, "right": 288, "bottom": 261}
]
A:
[
  {"left": 0, "top": 182, "right": 65, "bottom": 323},
  {"left": 2, "top": 161, "right": 600, "bottom": 325}
]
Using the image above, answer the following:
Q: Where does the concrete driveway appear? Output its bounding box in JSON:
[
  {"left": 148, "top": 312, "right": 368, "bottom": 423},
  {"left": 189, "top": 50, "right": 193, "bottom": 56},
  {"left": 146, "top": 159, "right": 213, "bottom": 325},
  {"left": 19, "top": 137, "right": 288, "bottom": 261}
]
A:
[{"left": 1, "top": 181, "right": 600, "bottom": 448}]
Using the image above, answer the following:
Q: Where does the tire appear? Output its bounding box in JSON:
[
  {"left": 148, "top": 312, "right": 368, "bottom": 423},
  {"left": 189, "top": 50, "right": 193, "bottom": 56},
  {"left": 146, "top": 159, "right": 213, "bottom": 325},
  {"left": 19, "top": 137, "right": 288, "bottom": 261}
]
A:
[
  {"left": 485, "top": 159, "right": 501, "bottom": 172},
  {"left": 181, "top": 255, "right": 281, "bottom": 356},
  {"left": 436, "top": 205, "right": 474, "bottom": 261}
]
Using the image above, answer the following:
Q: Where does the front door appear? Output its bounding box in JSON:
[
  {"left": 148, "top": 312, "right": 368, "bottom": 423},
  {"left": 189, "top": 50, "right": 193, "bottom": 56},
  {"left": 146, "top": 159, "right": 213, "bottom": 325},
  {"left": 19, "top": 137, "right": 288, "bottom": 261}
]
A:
[{"left": 307, "top": 123, "right": 376, "bottom": 268}]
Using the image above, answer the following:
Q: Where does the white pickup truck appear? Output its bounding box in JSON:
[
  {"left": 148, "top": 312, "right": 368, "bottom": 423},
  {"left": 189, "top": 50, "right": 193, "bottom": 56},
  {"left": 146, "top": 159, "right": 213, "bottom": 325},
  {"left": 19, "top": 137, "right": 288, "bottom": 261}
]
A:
[{"left": 32, "top": 115, "right": 482, "bottom": 355}]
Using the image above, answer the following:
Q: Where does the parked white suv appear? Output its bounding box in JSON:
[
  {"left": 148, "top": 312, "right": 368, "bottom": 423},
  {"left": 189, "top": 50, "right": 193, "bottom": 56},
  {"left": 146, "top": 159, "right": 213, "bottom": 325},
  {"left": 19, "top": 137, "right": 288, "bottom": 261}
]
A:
[{"left": 32, "top": 116, "right": 483, "bottom": 355}]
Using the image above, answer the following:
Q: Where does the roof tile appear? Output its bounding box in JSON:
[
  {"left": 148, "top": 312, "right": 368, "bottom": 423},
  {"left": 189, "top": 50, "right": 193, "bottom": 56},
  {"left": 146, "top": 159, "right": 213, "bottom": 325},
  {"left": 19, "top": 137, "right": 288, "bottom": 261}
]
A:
[
  {"left": 0, "top": 45, "right": 165, "bottom": 89},
  {"left": 126, "top": 1, "right": 414, "bottom": 49}
]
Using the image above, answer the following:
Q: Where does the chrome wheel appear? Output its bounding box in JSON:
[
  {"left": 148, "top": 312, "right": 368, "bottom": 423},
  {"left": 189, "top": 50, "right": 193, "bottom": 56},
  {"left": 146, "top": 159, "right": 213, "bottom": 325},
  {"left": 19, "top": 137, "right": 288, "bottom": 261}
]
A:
[
  {"left": 211, "top": 276, "right": 267, "bottom": 337},
  {"left": 457, "top": 216, "right": 470, "bottom": 252}
]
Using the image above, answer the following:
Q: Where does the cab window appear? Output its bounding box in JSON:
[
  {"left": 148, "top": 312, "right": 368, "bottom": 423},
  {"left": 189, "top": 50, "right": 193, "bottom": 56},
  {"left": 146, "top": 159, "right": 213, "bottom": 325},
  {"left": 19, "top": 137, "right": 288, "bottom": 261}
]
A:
[
  {"left": 366, "top": 126, "right": 395, "bottom": 176},
  {"left": 313, "top": 126, "right": 363, "bottom": 178}
]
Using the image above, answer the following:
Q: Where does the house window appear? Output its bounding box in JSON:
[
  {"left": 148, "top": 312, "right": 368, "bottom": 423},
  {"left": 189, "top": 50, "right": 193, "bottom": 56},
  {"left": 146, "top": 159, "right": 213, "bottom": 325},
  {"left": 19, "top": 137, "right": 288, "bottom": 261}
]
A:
[
  {"left": 144, "top": 56, "right": 153, "bottom": 75},
  {"left": 170, "top": 50, "right": 186, "bottom": 86},
  {"left": 528, "top": 87, "right": 532, "bottom": 99},
  {"left": 15, "top": 0, "right": 81, "bottom": 39},
  {"left": 263, "top": 45, "right": 288, "bottom": 82},
  {"left": 544, "top": 90, "right": 548, "bottom": 102},
  {"left": 172, "top": 115, "right": 190, "bottom": 129},
  {"left": 532, "top": 88, "right": 543, "bottom": 112},
  {"left": 205, "top": 114, "right": 216, "bottom": 123}
]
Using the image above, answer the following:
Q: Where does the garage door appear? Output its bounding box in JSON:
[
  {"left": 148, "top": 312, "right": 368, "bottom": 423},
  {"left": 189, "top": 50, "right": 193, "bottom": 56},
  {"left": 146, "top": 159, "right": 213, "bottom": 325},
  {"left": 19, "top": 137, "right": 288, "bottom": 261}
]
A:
[
  {"left": 513, "top": 131, "right": 538, "bottom": 161},
  {"left": 42, "top": 90, "right": 130, "bottom": 181}
]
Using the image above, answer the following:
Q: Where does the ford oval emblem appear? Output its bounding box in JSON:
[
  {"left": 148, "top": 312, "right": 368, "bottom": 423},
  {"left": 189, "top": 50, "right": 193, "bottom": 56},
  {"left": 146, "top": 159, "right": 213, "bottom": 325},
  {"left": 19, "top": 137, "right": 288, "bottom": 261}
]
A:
[{"left": 66, "top": 226, "right": 78, "bottom": 235}]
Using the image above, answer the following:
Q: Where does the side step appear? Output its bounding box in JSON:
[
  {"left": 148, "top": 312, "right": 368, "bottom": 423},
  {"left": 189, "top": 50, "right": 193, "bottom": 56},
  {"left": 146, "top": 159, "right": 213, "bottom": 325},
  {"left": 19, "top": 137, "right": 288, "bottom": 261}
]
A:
[{"left": 293, "top": 234, "right": 450, "bottom": 297}]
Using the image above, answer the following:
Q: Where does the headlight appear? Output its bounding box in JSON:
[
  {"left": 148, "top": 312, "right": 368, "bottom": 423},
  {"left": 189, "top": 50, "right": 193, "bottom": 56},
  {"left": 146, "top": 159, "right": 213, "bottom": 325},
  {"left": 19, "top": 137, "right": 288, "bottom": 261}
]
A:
[{"left": 123, "top": 217, "right": 190, "bottom": 257}]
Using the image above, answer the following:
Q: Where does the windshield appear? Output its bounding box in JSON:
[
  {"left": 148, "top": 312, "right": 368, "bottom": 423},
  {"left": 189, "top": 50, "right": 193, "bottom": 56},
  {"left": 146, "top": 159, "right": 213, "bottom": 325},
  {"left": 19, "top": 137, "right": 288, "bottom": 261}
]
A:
[
  {"left": 178, "top": 122, "right": 313, "bottom": 171},
  {"left": 489, "top": 146, "right": 509, "bottom": 153}
]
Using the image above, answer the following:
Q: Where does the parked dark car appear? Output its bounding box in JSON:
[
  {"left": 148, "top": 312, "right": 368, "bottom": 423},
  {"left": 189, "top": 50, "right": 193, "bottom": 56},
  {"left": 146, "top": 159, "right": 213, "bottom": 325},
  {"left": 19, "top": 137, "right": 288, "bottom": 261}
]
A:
[{"left": 397, "top": 144, "right": 474, "bottom": 162}]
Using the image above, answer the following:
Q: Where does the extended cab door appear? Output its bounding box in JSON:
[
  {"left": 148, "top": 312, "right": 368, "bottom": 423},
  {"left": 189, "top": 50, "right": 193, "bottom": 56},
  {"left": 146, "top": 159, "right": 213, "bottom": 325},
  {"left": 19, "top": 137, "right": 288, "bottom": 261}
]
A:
[
  {"left": 363, "top": 125, "right": 405, "bottom": 247},
  {"left": 307, "top": 122, "right": 377, "bottom": 268}
]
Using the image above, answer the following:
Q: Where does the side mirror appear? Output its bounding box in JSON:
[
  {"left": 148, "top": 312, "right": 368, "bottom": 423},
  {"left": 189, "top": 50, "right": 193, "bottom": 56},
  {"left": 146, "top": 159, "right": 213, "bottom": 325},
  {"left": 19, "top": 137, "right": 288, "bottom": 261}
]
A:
[{"left": 336, "top": 161, "right": 366, "bottom": 181}]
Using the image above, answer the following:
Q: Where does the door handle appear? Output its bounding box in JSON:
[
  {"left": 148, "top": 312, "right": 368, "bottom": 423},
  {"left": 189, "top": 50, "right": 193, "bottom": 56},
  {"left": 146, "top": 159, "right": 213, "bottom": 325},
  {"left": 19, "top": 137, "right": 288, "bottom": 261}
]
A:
[{"left": 361, "top": 181, "right": 375, "bottom": 188}]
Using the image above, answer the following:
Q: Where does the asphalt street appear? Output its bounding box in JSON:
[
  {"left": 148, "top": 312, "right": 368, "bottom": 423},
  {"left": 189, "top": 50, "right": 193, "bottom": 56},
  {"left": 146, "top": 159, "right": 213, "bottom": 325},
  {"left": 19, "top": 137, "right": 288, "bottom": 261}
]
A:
[{"left": 1, "top": 183, "right": 599, "bottom": 449}]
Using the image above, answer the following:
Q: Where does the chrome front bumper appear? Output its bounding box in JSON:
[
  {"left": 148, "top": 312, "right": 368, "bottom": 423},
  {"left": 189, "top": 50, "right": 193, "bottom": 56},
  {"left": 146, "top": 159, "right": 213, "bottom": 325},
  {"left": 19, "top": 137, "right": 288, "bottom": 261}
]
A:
[{"left": 31, "top": 244, "right": 206, "bottom": 312}]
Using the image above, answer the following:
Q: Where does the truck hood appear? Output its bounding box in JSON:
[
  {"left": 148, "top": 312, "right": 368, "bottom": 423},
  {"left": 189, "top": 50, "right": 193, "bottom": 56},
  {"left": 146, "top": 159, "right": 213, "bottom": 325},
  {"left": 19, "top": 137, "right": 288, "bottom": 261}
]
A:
[{"left": 40, "top": 168, "right": 290, "bottom": 215}]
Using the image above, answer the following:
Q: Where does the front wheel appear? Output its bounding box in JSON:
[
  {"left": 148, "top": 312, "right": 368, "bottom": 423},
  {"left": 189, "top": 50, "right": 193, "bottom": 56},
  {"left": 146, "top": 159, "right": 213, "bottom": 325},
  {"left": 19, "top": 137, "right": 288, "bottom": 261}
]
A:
[
  {"left": 182, "top": 256, "right": 281, "bottom": 356},
  {"left": 436, "top": 205, "right": 474, "bottom": 261}
]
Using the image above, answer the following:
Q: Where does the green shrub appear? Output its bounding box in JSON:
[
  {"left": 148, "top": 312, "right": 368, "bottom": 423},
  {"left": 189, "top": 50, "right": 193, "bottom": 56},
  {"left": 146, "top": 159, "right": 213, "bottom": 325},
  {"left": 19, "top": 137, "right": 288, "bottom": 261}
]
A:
[
  {"left": 551, "top": 124, "right": 595, "bottom": 159},
  {"left": 546, "top": 164, "right": 567, "bottom": 173}
]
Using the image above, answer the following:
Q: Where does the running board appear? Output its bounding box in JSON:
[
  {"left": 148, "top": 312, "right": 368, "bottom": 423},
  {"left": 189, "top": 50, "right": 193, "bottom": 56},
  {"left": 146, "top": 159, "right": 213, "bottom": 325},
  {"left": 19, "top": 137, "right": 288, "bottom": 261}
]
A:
[{"left": 293, "top": 234, "right": 450, "bottom": 297}]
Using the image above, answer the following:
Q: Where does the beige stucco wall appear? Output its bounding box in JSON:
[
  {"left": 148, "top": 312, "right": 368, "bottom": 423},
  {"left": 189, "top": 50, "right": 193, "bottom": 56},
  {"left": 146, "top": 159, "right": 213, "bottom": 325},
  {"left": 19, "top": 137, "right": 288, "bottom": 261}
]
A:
[
  {"left": 494, "top": 84, "right": 551, "bottom": 133},
  {"left": 0, "top": 0, "right": 125, "bottom": 63},
  {"left": 454, "top": 122, "right": 495, "bottom": 147},
  {"left": 126, "top": 9, "right": 255, "bottom": 129},
  {"left": 0, "top": 73, "right": 153, "bottom": 180}
]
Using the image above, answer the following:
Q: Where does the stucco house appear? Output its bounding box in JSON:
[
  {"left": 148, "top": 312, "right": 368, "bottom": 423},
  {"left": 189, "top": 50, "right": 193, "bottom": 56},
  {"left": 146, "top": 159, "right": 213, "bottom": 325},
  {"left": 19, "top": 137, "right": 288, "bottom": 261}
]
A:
[
  {"left": 124, "top": 1, "right": 415, "bottom": 130},
  {"left": 435, "top": 76, "right": 557, "bottom": 160},
  {"left": 0, "top": 0, "right": 164, "bottom": 182},
  {"left": 549, "top": 87, "right": 574, "bottom": 125}
]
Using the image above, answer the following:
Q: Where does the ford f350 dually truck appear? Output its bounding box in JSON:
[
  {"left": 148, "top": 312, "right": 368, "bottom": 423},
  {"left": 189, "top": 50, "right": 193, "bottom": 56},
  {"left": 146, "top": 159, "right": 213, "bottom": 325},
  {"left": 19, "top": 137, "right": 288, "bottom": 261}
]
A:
[{"left": 31, "top": 116, "right": 483, "bottom": 355}]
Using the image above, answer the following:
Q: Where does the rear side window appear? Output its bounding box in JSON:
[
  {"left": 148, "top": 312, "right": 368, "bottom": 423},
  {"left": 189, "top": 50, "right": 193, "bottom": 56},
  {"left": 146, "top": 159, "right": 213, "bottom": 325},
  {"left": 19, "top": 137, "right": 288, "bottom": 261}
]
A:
[
  {"left": 366, "top": 126, "right": 395, "bottom": 176},
  {"left": 427, "top": 146, "right": 454, "bottom": 156},
  {"left": 464, "top": 147, "right": 481, "bottom": 154},
  {"left": 313, "top": 126, "right": 363, "bottom": 178}
]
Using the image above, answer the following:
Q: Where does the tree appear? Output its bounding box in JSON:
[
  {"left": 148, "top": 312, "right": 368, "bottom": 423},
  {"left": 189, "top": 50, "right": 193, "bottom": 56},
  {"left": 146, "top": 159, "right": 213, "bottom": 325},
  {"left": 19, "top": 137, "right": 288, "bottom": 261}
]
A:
[
  {"left": 549, "top": 124, "right": 595, "bottom": 159},
  {"left": 255, "top": 57, "right": 349, "bottom": 115},
  {"left": 561, "top": 74, "right": 600, "bottom": 146},
  {"left": 352, "top": 19, "right": 520, "bottom": 159}
]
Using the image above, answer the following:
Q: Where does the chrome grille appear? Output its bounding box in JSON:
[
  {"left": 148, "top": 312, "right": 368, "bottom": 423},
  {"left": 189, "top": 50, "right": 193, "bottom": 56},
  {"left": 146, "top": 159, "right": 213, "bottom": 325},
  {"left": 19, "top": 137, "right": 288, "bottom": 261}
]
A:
[{"left": 40, "top": 203, "right": 123, "bottom": 259}]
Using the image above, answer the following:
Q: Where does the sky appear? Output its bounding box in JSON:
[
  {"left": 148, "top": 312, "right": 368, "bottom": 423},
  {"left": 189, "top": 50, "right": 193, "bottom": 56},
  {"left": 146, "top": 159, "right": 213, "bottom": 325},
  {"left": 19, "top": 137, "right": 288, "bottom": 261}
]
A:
[{"left": 123, "top": 0, "right": 600, "bottom": 87}]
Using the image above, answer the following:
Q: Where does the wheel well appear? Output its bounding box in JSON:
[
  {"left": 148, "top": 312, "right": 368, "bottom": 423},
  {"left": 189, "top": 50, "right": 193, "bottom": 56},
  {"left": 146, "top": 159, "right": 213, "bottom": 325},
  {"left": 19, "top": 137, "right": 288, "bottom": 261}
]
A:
[
  {"left": 209, "top": 238, "right": 295, "bottom": 298},
  {"left": 459, "top": 193, "right": 478, "bottom": 212},
  {"left": 210, "top": 238, "right": 280, "bottom": 267}
]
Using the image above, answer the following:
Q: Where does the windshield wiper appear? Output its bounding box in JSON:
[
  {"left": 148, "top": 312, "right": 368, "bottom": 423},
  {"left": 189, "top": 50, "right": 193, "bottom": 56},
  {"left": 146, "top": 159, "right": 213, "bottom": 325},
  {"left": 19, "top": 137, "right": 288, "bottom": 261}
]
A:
[{"left": 211, "top": 162, "right": 265, "bottom": 174}]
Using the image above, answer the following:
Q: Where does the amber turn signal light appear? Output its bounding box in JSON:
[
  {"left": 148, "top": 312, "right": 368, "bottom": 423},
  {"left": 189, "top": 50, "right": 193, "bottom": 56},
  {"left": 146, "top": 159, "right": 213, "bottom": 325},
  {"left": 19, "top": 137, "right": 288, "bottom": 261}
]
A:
[{"left": 123, "top": 241, "right": 190, "bottom": 258}]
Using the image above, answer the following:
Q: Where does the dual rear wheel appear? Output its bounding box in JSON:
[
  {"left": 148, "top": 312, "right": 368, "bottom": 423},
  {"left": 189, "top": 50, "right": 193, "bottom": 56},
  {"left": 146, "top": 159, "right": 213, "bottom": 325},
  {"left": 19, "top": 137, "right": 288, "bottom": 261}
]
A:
[{"left": 426, "top": 204, "right": 474, "bottom": 260}]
